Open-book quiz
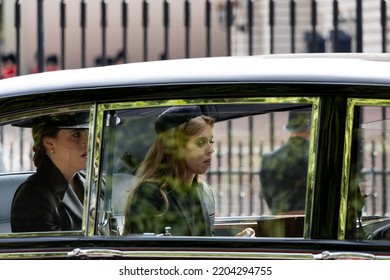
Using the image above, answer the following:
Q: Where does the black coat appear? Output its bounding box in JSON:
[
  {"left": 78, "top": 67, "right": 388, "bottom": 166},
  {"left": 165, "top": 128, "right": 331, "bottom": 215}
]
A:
[
  {"left": 11, "top": 156, "right": 84, "bottom": 232},
  {"left": 127, "top": 181, "right": 215, "bottom": 236}
]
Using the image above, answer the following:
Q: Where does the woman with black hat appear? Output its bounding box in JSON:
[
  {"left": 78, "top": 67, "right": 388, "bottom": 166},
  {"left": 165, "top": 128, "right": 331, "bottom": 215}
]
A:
[
  {"left": 123, "top": 106, "right": 216, "bottom": 236},
  {"left": 11, "top": 112, "right": 89, "bottom": 232},
  {"left": 124, "top": 106, "right": 255, "bottom": 237}
]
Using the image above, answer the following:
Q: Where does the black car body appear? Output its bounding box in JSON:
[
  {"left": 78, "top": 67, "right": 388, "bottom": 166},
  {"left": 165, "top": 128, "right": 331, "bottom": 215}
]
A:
[{"left": 1, "top": 53, "right": 390, "bottom": 259}]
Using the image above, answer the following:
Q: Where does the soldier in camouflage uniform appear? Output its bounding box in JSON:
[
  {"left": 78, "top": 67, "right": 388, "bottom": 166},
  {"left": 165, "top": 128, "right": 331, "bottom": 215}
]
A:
[{"left": 260, "top": 111, "right": 311, "bottom": 214}]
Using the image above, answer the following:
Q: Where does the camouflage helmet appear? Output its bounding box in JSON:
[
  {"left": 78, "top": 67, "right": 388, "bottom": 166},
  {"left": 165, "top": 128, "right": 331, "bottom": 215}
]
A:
[{"left": 284, "top": 111, "right": 311, "bottom": 132}]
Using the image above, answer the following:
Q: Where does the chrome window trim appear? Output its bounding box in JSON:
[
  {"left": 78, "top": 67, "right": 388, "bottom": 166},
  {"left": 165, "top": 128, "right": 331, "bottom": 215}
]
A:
[
  {"left": 304, "top": 98, "right": 319, "bottom": 238},
  {"left": 3, "top": 248, "right": 390, "bottom": 260},
  {"left": 339, "top": 98, "right": 355, "bottom": 240},
  {"left": 84, "top": 104, "right": 99, "bottom": 236},
  {"left": 0, "top": 249, "right": 314, "bottom": 260}
]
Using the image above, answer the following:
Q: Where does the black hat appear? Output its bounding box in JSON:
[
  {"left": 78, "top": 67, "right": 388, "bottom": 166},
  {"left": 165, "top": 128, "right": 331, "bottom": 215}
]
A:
[
  {"left": 155, "top": 106, "right": 203, "bottom": 134},
  {"left": 3, "top": 54, "right": 16, "bottom": 63},
  {"left": 46, "top": 55, "right": 58, "bottom": 64},
  {"left": 284, "top": 111, "right": 311, "bottom": 132},
  {"left": 13, "top": 112, "right": 90, "bottom": 129}
]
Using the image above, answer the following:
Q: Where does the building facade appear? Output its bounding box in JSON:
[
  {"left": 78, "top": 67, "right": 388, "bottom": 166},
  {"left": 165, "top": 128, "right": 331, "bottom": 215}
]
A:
[
  {"left": 0, "top": 0, "right": 389, "bottom": 76},
  {"left": 231, "top": 0, "right": 389, "bottom": 55}
]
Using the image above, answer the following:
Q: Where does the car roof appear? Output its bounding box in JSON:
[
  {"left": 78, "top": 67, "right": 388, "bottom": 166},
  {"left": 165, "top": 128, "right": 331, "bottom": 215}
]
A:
[{"left": 0, "top": 53, "right": 390, "bottom": 98}]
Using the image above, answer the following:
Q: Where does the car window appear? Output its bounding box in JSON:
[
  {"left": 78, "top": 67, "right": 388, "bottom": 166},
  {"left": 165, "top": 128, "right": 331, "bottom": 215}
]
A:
[
  {"left": 0, "top": 107, "right": 93, "bottom": 235},
  {"left": 0, "top": 124, "right": 33, "bottom": 173},
  {"left": 346, "top": 102, "right": 390, "bottom": 241},
  {"left": 97, "top": 99, "right": 317, "bottom": 238}
]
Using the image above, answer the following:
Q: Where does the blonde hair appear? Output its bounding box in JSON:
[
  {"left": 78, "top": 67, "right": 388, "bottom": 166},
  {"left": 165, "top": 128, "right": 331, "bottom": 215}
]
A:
[{"left": 123, "top": 115, "right": 215, "bottom": 235}]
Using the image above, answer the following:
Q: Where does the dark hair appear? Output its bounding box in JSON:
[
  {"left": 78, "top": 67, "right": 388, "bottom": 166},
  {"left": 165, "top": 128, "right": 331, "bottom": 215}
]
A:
[
  {"left": 32, "top": 125, "right": 60, "bottom": 167},
  {"left": 2, "top": 53, "right": 16, "bottom": 63},
  {"left": 46, "top": 55, "right": 58, "bottom": 65},
  {"left": 123, "top": 114, "right": 215, "bottom": 235}
]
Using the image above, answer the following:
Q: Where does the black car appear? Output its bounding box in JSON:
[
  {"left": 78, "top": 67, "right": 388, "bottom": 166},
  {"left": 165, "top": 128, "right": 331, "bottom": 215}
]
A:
[{"left": 1, "top": 53, "right": 390, "bottom": 260}]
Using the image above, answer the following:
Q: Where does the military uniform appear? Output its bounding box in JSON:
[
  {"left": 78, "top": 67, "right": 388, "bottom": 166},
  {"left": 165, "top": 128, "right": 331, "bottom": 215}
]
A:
[
  {"left": 260, "top": 111, "right": 311, "bottom": 214},
  {"left": 260, "top": 136, "right": 309, "bottom": 214}
]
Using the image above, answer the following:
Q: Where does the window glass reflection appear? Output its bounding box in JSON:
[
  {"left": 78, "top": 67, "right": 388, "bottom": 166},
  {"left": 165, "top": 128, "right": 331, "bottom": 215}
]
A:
[
  {"left": 99, "top": 103, "right": 313, "bottom": 238},
  {"left": 348, "top": 106, "right": 390, "bottom": 241}
]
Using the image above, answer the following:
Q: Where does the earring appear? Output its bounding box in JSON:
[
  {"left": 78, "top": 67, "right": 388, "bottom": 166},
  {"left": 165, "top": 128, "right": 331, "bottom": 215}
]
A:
[{"left": 51, "top": 148, "right": 55, "bottom": 154}]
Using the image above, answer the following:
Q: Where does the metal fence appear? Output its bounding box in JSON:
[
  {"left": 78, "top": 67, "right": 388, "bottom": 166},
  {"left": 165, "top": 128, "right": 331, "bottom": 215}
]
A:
[{"left": 2, "top": 0, "right": 389, "bottom": 75}]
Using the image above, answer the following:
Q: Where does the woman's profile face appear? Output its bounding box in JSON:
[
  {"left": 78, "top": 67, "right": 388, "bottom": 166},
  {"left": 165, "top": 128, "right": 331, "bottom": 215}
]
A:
[
  {"left": 46, "top": 128, "right": 89, "bottom": 174},
  {"left": 183, "top": 123, "right": 214, "bottom": 179}
]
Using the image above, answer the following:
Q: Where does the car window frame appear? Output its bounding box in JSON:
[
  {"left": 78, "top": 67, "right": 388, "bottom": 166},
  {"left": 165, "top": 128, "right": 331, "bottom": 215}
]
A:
[
  {"left": 93, "top": 97, "right": 320, "bottom": 239},
  {"left": 341, "top": 98, "right": 390, "bottom": 241},
  {"left": 0, "top": 104, "right": 97, "bottom": 237}
]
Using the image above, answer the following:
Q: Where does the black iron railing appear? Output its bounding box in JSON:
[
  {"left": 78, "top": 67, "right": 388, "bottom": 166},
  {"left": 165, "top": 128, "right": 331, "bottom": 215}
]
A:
[{"left": 4, "top": 0, "right": 389, "bottom": 75}]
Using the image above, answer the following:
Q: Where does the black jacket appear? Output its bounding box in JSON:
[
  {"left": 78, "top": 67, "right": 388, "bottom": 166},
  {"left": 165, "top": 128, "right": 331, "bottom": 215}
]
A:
[
  {"left": 11, "top": 156, "right": 84, "bottom": 232},
  {"left": 127, "top": 181, "right": 215, "bottom": 236}
]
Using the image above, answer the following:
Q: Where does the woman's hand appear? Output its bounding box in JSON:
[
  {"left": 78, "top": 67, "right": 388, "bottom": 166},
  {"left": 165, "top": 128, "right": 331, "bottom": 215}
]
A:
[{"left": 236, "top": 227, "right": 255, "bottom": 237}]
